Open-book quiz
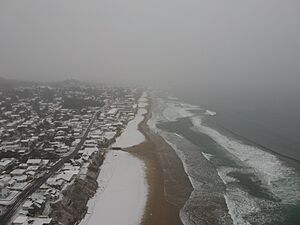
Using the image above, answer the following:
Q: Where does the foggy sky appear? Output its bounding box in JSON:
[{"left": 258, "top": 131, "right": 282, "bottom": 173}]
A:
[{"left": 0, "top": 0, "right": 300, "bottom": 93}]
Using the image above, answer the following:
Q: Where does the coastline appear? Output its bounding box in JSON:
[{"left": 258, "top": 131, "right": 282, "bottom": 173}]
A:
[
  {"left": 78, "top": 93, "right": 148, "bottom": 225},
  {"left": 79, "top": 95, "right": 193, "bottom": 225},
  {"left": 79, "top": 150, "right": 147, "bottom": 225},
  {"left": 128, "top": 100, "right": 193, "bottom": 225},
  {"left": 79, "top": 97, "right": 149, "bottom": 225}
]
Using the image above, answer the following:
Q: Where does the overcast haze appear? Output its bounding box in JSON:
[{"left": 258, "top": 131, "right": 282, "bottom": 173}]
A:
[
  {"left": 1, "top": 2, "right": 300, "bottom": 224},
  {"left": 1, "top": 0, "right": 300, "bottom": 163},
  {"left": 0, "top": 0, "right": 300, "bottom": 93}
]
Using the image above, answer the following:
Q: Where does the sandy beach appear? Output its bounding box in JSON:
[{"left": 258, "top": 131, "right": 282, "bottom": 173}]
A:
[
  {"left": 129, "top": 101, "right": 193, "bottom": 225},
  {"left": 80, "top": 95, "right": 192, "bottom": 225},
  {"left": 79, "top": 94, "right": 149, "bottom": 225},
  {"left": 112, "top": 107, "right": 147, "bottom": 149}
]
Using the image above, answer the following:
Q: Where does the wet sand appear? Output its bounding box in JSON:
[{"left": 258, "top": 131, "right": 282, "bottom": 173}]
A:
[
  {"left": 128, "top": 103, "right": 193, "bottom": 225},
  {"left": 80, "top": 97, "right": 193, "bottom": 225}
]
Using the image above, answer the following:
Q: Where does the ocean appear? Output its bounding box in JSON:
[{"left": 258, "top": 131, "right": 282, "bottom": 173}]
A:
[{"left": 148, "top": 93, "right": 300, "bottom": 225}]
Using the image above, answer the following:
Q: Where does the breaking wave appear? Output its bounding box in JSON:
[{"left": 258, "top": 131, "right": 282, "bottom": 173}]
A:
[{"left": 148, "top": 95, "right": 300, "bottom": 225}]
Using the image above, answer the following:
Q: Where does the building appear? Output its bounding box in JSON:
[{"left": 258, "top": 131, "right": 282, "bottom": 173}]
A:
[{"left": 0, "top": 182, "right": 10, "bottom": 199}]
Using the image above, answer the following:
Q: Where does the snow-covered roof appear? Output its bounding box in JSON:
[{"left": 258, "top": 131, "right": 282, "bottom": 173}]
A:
[
  {"left": 12, "top": 215, "right": 28, "bottom": 224},
  {"left": 26, "top": 159, "right": 42, "bottom": 165}
]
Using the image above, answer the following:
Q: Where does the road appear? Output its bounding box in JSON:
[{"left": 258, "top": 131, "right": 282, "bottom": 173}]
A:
[{"left": 0, "top": 110, "right": 100, "bottom": 225}]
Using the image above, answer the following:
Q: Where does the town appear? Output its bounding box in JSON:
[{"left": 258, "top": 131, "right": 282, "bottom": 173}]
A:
[{"left": 0, "top": 81, "right": 141, "bottom": 225}]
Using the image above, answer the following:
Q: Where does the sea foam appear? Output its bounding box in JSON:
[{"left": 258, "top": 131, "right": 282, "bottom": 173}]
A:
[
  {"left": 191, "top": 116, "right": 300, "bottom": 204},
  {"left": 149, "top": 96, "right": 300, "bottom": 225}
]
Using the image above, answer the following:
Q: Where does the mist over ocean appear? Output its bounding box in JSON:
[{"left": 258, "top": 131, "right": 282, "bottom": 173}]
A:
[{"left": 171, "top": 86, "right": 300, "bottom": 163}]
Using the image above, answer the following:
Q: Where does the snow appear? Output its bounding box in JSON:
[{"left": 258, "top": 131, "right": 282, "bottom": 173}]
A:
[
  {"left": 112, "top": 94, "right": 148, "bottom": 148},
  {"left": 80, "top": 92, "right": 149, "bottom": 225},
  {"left": 79, "top": 151, "right": 147, "bottom": 225},
  {"left": 112, "top": 108, "right": 146, "bottom": 148}
]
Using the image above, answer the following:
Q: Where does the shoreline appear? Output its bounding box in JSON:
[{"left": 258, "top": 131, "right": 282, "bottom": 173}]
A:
[
  {"left": 79, "top": 150, "right": 147, "bottom": 225},
  {"left": 78, "top": 96, "right": 149, "bottom": 225},
  {"left": 78, "top": 94, "right": 193, "bottom": 225},
  {"left": 128, "top": 100, "right": 193, "bottom": 225}
]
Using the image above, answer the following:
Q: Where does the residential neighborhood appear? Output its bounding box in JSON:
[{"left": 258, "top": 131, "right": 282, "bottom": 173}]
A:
[{"left": 0, "top": 82, "right": 141, "bottom": 225}]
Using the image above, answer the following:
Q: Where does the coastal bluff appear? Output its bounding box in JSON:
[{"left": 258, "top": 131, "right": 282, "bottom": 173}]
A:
[{"left": 49, "top": 151, "right": 104, "bottom": 225}]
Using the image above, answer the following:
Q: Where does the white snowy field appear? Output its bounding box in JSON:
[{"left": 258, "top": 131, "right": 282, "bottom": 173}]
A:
[
  {"left": 112, "top": 93, "right": 148, "bottom": 148},
  {"left": 79, "top": 151, "right": 147, "bottom": 225},
  {"left": 112, "top": 107, "right": 147, "bottom": 148}
]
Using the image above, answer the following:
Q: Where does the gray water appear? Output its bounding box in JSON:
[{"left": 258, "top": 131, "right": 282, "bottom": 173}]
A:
[
  {"left": 172, "top": 88, "right": 300, "bottom": 163},
  {"left": 148, "top": 95, "right": 300, "bottom": 225}
]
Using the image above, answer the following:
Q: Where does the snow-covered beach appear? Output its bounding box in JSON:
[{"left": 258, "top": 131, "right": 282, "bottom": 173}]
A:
[
  {"left": 112, "top": 108, "right": 147, "bottom": 149},
  {"left": 80, "top": 93, "right": 149, "bottom": 225},
  {"left": 112, "top": 93, "right": 149, "bottom": 148},
  {"left": 79, "top": 151, "right": 147, "bottom": 225}
]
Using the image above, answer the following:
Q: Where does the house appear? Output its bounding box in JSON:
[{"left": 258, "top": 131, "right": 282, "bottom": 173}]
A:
[
  {"left": 27, "top": 166, "right": 40, "bottom": 172},
  {"left": 11, "top": 169, "right": 26, "bottom": 176},
  {"left": 27, "top": 159, "right": 42, "bottom": 166},
  {"left": 84, "top": 140, "right": 97, "bottom": 147},
  {"left": 107, "top": 108, "right": 119, "bottom": 116},
  {"left": 44, "top": 147, "right": 55, "bottom": 153},
  {"left": 11, "top": 215, "right": 28, "bottom": 225},
  {"left": 79, "top": 147, "right": 98, "bottom": 160},
  {"left": 56, "top": 171, "right": 77, "bottom": 183},
  {"left": 19, "top": 163, "right": 28, "bottom": 169},
  {"left": 7, "top": 179, "right": 16, "bottom": 187},
  {"left": 55, "top": 145, "right": 69, "bottom": 154},
  {"left": 23, "top": 200, "right": 34, "bottom": 211},
  {"left": 0, "top": 158, "right": 16, "bottom": 171},
  {"left": 46, "top": 178, "right": 64, "bottom": 189},
  {"left": 0, "top": 182, "right": 10, "bottom": 199},
  {"left": 57, "top": 126, "right": 69, "bottom": 131},
  {"left": 54, "top": 136, "right": 64, "bottom": 142},
  {"left": 20, "top": 139, "right": 30, "bottom": 147},
  {"left": 13, "top": 175, "right": 28, "bottom": 183},
  {"left": 10, "top": 182, "right": 29, "bottom": 191},
  {"left": 27, "top": 217, "right": 52, "bottom": 225},
  {"left": 26, "top": 199, "right": 46, "bottom": 216},
  {"left": 45, "top": 189, "right": 59, "bottom": 201},
  {"left": 26, "top": 171, "right": 36, "bottom": 178}
]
